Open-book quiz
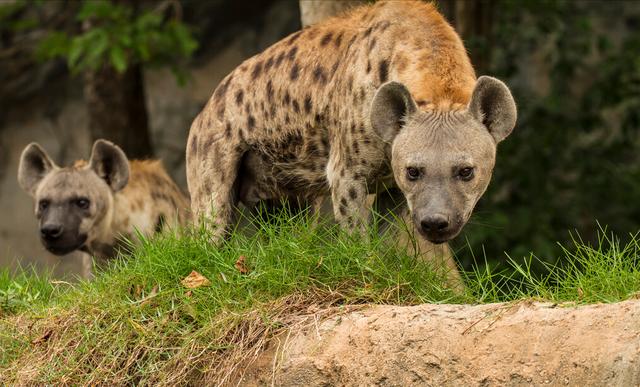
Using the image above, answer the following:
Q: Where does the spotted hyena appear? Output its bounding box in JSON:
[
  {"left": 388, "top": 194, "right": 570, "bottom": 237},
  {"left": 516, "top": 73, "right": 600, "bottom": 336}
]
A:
[
  {"left": 186, "top": 1, "right": 516, "bottom": 284},
  {"left": 18, "top": 139, "right": 190, "bottom": 274}
]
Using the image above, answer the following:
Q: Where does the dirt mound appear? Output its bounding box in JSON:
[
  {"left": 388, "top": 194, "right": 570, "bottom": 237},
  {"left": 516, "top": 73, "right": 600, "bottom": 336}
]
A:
[{"left": 239, "top": 300, "right": 640, "bottom": 386}]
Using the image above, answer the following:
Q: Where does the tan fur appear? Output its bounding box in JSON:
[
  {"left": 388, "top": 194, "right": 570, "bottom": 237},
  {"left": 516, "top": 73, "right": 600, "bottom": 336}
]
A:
[{"left": 97, "top": 160, "right": 190, "bottom": 251}]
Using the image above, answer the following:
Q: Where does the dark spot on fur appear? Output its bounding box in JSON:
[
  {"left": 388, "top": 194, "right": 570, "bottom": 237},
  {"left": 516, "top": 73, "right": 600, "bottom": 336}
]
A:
[
  {"left": 251, "top": 61, "right": 263, "bottom": 80},
  {"left": 203, "top": 134, "right": 217, "bottom": 152},
  {"left": 330, "top": 61, "right": 339, "bottom": 78},
  {"left": 364, "top": 26, "right": 373, "bottom": 37},
  {"left": 307, "top": 142, "right": 318, "bottom": 154},
  {"left": 313, "top": 65, "right": 327, "bottom": 84},
  {"left": 217, "top": 106, "right": 225, "bottom": 120},
  {"left": 265, "top": 56, "right": 274, "bottom": 71},
  {"left": 320, "top": 32, "right": 333, "bottom": 46},
  {"left": 290, "top": 63, "right": 300, "bottom": 81},
  {"left": 368, "top": 38, "right": 377, "bottom": 52},
  {"left": 287, "top": 30, "right": 302, "bottom": 45},
  {"left": 225, "top": 122, "right": 232, "bottom": 138},
  {"left": 366, "top": 60, "right": 371, "bottom": 74},
  {"left": 378, "top": 21, "right": 391, "bottom": 32},
  {"left": 417, "top": 99, "right": 428, "bottom": 107},
  {"left": 266, "top": 80, "right": 274, "bottom": 102},
  {"left": 334, "top": 32, "right": 344, "bottom": 47},
  {"left": 244, "top": 102, "right": 251, "bottom": 114},
  {"left": 339, "top": 199, "right": 347, "bottom": 216},
  {"left": 349, "top": 188, "right": 357, "bottom": 200},
  {"left": 353, "top": 142, "right": 360, "bottom": 154},
  {"left": 315, "top": 113, "right": 323, "bottom": 124},
  {"left": 248, "top": 115, "right": 255, "bottom": 131},
  {"left": 214, "top": 75, "right": 232, "bottom": 99},
  {"left": 275, "top": 51, "right": 285, "bottom": 67},
  {"left": 347, "top": 34, "right": 357, "bottom": 49},
  {"left": 284, "top": 91, "right": 291, "bottom": 105},
  {"left": 292, "top": 99, "right": 300, "bottom": 113},
  {"left": 235, "top": 90, "right": 244, "bottom": 106},
  {"left": 378, "top": 59, "right": 389, "bottom": 83},
  {"left": 304, "top": 95, "right": 312, "bottom": 114},
  {"left": 287, "top": 46, "right": 298, "bottom": 61}
]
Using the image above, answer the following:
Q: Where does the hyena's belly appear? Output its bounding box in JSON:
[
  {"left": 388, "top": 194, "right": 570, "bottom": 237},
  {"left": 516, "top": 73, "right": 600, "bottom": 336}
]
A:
[{"left": 236, "top": 131, "right": 330, "bottom": 208}]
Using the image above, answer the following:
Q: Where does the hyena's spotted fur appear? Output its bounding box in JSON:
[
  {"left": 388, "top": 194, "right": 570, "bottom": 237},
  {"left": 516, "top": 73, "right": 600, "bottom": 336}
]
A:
[
  {"left": 186, "top": 1, "right": 516, "bottom": 287},
  {"left": 18, "top": 140, "right": 190, "bottom": 275}
]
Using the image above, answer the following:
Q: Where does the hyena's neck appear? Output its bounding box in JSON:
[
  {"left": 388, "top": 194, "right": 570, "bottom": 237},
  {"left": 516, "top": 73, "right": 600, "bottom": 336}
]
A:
[{"left": 87, "top": 192, "right": 119, "bottom": 255}]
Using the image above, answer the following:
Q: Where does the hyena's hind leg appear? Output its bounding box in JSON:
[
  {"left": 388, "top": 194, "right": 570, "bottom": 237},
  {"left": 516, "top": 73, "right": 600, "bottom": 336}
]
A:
[{"left": 186, "top": 124, "right": 245, "bottom": 243}]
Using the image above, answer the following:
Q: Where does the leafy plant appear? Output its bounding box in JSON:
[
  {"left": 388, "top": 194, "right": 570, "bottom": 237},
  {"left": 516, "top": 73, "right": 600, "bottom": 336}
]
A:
[{"left": 36, "top": 0, "right": 197, "bottom": 83}]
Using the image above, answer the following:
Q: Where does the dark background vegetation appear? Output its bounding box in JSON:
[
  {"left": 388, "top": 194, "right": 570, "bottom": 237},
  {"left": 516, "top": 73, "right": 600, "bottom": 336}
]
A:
[{"left": 0, "top": 0, "right": 639, "bottom": 275}]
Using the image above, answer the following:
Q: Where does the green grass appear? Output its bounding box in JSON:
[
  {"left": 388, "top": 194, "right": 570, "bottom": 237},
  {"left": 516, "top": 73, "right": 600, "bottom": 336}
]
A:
[
  {"left": 0, "top": 267, "right": 57, "bottom": 316},
  {"left": 0, "top": 210, "right": 638, "bottom": 385}
]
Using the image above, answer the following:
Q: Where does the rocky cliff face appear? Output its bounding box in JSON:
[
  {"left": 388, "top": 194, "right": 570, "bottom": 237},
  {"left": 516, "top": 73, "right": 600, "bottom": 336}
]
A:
[
  {"left": 239, "top": 301, "right": 640, "bottom": 386},
  {"left": 0, "top": 0, "right": 300, "bottom": 276}
]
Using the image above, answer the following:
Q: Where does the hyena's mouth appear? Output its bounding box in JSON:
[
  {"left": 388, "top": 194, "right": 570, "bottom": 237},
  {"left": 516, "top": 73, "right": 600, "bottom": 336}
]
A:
[
  {"left": 420, "top": 231, "right": 460, "bottom": 245},
  {"left": 42, "top": 234, "right": 88, "bottom": 256}
]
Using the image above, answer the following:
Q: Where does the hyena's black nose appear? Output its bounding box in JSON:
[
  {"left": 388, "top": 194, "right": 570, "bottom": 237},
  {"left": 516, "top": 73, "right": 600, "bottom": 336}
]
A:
[
  {"left": 41, "top": 225, "right": 63, "bottom": 240},
  {"left": 420, "top": 215, "right": 449, "bottom": 233}
]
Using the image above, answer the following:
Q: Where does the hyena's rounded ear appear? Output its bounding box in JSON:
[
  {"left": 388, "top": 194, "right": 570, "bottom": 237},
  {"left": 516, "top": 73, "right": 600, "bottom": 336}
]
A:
[
  {"left": 370, "top": 81, "right": 417, "bottom": 143},
  {"left": 469, "top": 76, "right": 517, "bottom": 144},
  {"left": 89, "top": 139, "right": 130, "bottom": 192},
  {"left": 18, "top": 143, "right": 57, "bottom": 196}
]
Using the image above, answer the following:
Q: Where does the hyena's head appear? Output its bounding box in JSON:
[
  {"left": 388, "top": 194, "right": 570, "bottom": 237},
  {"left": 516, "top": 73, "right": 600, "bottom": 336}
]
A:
[
  {"left": 371, "top": 76, "right": 517, "bottom": 244},
  {"left": 18, "top": 140, "right": 129, "bottom": 255}
]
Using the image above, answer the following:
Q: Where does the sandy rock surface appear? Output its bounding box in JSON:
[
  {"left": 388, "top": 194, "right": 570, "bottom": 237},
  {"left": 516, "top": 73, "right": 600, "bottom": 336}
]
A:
[{"left": 240, "top": 300, "right": 640, "bottom": 386}]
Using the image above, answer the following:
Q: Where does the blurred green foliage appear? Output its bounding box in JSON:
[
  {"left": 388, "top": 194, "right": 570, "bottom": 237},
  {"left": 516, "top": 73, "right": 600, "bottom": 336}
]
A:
[
  {"left": 32, "top": 0, "right": 198, "bottom": 82},
  {"left": 456, "top": 0, "right": 640, "bottom": 270}
]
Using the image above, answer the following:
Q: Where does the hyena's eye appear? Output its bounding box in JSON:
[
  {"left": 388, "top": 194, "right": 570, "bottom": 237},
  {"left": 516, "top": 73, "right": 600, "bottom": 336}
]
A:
[
  {"left": 38, "top": 200, "right": 49, "bottom": 211},
  {"left": 406, "top": 167, "right": 422, "bottom": 181},
  {"left": 457, "top": 167, "right": 475, "bottom": 181},
  {"left": 75, "top": 198, "right": 91, "bottom": 210}
]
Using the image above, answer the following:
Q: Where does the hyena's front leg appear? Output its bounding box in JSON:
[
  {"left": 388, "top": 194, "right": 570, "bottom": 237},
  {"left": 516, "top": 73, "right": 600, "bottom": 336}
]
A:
[
  {"left": 186, "top": 121, "right": 244, "bottom": 242},
  {"left": 326, "top": 155, "right": 370, "bottom": 234}
]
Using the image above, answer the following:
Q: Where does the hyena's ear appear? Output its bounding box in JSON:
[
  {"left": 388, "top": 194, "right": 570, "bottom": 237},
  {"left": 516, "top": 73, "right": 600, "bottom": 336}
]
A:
[
  {"left": 18, "top": 143, "right": 57, "bottom": 196},
  {"left": 469, "top": 76, "right": 517, "bottom": 144},
  {"left": 370, "top": 81, "right": 418, "bottom": 143},
  {"left": 89, "top": 139, "right": 130, "bottom": 192}
]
